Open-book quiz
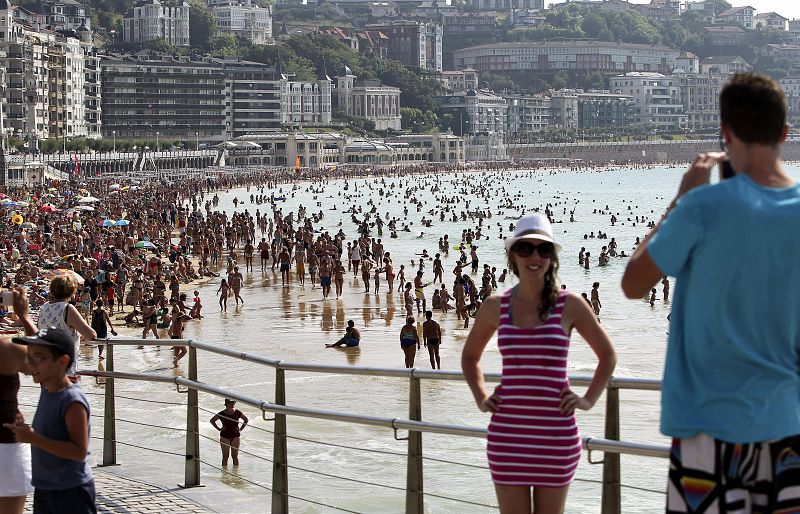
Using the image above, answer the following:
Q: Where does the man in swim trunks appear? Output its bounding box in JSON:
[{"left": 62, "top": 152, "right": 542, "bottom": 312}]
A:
[
  {"left": 228, "top": 266, "right": 244, "bottom": 306},
  {"left": 622, "top": 73, "right": 800, "bottom": 513},
  {"left": 326, "top": 320, "right": 360, "bottom": 347},
  {"left": 422, "top": 310, "right": 442, "bottom": 369},
  {"left": 258, "top": 238, "right": 270, "bottom": 271},
  {"left": 278, "top": 246, "right": 291, "bottom": 287}
]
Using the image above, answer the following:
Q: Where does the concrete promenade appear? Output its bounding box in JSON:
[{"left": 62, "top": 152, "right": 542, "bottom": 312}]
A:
[{"left": 24, "top": 469, "right": 215, "bottom": 513}]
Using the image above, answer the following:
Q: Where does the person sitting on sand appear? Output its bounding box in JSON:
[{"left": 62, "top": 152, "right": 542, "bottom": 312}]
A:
[{"left": 326, "top": 320, "right": 360, "bottom": 348}]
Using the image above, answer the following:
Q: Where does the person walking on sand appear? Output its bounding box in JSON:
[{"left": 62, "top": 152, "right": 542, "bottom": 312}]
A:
[
  {"left": 210, "top": 399, "right": 248, "bottom": 467},
  {"left": 422, "top": 310, "right": 442, "bottom": 370},
  {"left": 462, "top": 214, "right": 615, "bottom": 514},
  {"left": 622, "top": 73, "right": 800, "bottom": 512}
]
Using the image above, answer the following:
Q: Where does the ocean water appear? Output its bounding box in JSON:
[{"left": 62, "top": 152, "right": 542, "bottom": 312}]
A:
[{"left": 19, "top": 163, "right": 800, "bottom": 513}]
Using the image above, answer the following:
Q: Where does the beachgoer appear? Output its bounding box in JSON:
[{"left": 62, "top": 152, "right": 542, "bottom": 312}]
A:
[
  {"left": 90, "top": 300, "right": 117, "bottom": 358},
  {"left": 326, "top": 320, "right": 361, "bottom": 348},
  {"left": 622, "top": 73, "right": 800, "bottom": 512},
  {"left": 210, "top": 399, "right": 248, "bottom": 466},
  {"left": 462, "top": 214, "right": 616, "bottom": 513},
  {"left": 399, "top": 316, "right": 419, "bottom": 368},
  {"left": 422, "top": 310, "right": 442, "bottom": 370}
]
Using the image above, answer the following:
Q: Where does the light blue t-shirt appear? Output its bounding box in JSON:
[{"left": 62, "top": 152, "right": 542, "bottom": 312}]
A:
[{"left": 649, "top": 172, "right": 800, "bottom": 443}]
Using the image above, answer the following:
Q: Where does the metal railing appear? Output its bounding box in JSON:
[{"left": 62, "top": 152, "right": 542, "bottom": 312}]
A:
[{"left": 76, "top": 338, "right": 668, "bottom": 514}]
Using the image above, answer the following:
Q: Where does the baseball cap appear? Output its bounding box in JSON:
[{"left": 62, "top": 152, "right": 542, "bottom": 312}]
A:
[
  {"left": 13, "top": 327, "right": 76, "bottom": 364},
  {"left": 504, "top": 214, "right": 561, "bottom": 253}
]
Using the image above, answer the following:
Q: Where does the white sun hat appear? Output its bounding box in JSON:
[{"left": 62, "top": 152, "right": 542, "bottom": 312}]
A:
[{"left": 504, "top": 213, "right": 561, "bottom": 253}]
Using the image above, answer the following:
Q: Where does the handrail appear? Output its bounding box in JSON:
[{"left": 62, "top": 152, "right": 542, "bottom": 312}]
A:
[
  {"left": 82, "top": 338, "right": 668, "bottom": 513},
  {"left": 92, "top": 339, "right": 659, "bottom": 390},
  {"left": 78, "top": 367, "right": 667, "bottom": 454}
]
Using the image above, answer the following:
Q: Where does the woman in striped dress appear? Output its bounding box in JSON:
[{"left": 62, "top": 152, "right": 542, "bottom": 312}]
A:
[{"left": 462, "top": 214, "right": 616, "bottom": 513}]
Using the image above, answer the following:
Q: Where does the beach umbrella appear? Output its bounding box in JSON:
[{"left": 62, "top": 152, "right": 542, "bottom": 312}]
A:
[
  {"left": 99, "top": 219, "right": 115, "bottom": 227},
  {"left": 21, "top": 222, "right": 36, "bottom": 229},
  {"left": 46, "top": 268, "right": 85, "bottom": 285},
  {"left": 114, "top": 219, "right": 130, "bottom": 226},
  {"left": 77, "top": 196, "right": 100, "bottom": 203},
  {"left": 14, "top": 201, "right": 29, "bottom": 208},
  {"left": 10, "top": 214, "right": 23, "bottom": 225},
  {"left": 74, "top": 205, "right": 95, "bottom": 212},
  {"left": 135, "top": 241, "right": 157, "bottom": 249},
  {"left": 109, "top": 184, "right": 121, "bottom": 190},
  {"left": 38, "top": 204, "right": 59, "bottom": 213}
]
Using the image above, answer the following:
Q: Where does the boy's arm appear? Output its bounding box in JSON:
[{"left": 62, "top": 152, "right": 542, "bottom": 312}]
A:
[{"left": 5, "top": 402, "right": 89, "bottom": 461}]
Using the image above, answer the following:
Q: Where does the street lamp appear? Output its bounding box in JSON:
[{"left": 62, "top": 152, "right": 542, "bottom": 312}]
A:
[
  {"left": 195, "top": 131, "right": 199, "bottom": 151},
  {"left": 156, "top": 131, "right": 159, "bottom": 152},
  {"left": 112, "top": 130, "right": 116, "bottom": 152}
]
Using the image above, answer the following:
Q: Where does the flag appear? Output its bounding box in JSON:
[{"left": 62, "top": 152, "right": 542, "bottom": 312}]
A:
[
  {"left": 75, "top": 155, "right": 80, "bottom": 177},
  {"left": 295, "top": 156, "right": 301, "bottom": 169}
]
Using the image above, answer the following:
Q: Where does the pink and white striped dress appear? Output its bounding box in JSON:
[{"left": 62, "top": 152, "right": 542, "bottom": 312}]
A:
[{"left": 487, "top": 289, "right": 582, "bottom": 487}]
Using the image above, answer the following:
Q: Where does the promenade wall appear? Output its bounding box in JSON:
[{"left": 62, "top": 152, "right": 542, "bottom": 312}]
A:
[{"left": 508, "top": 140, "right": 800, "bottom": 165}]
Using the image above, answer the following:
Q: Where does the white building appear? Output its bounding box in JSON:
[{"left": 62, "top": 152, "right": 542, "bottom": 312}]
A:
[
  {"left": 453, "top": 41, "right": 679, "bottom": 74},
  {"left": 438, "top": 68, "right": 478, "bottom": 93},
  {"left": 0, "top": 1, "right": 93, "bottom": 142},
  {"left": 754, "top": 12, "right": 787, "bottom": 31},
  {"left": 210, "top": 0, "right": 272, "bottom": 45},
  {"left": 79, "top": 24, "right": 101, "bottom": 138},
  {"left": 681, "top": 1, "right": 715, "bottom": 23},
  {"left": 675, "top": 51, "right": 700, "bottom": 74},
  {"left": 337, "top": 66, "right": 401, "bottom": 131},
  {"left": 503, "top": 94, "right": 550, "bottom": 135},
  {"left": 673, "top": 72, "right": 723, "bottom": 130},
  {"left": 466, "top": 131, "right": 508, "bottom": 161},
  {"left": 718, "top": 5, "right": 754, "bottom": 28},
  {"left": 549, "top": 90, "right": 578, "bottom": 129},
  {"left": 281, "top": 69, "right": 332, "bottom": 127},
  {"left": 699, "top": 55, "right": 752, "bottom": 76},
  {"left": 437, "top": 89, "right": 508, "bottom": 136},
  {"left": 123, "top": 0, "right": 190, "bottom": 47},
  {"left": 786, "top": 19, "right": 800, "bottom": 45},
  {"left": 609, "top": 72, "right": 687, "bottom": 131}
]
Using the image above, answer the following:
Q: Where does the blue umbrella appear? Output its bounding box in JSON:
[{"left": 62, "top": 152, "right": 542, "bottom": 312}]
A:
[{"left": 114, "top": 219, "right": 130, "bottom": 226}]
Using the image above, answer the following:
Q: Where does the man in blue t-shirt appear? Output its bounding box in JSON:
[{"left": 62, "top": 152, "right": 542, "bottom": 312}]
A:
[{"left": 622, "top": 73, "right": 800, "bottom": 513}]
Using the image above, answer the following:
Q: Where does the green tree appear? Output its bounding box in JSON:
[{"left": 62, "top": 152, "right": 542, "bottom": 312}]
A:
[
  {"left": 189, "top": 0, "right": 216, "bottom": 52},
  {"left": 400, "top": 107, "right": 438, "bottom": 133}
]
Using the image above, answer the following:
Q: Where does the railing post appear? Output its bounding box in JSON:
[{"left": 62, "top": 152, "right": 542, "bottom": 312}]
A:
[
  {"left": 100, "top": 342, "right": 117, "bottom": 466},
  {"left": 601, "top": 385, "right": 621, "bottom": 514},
  {"left": 405, "top": 374, "right": 423, "bottom": 514},
  {"left": 271, "top": 367, "right": 288, "bottom": 514},
  {"left": 182, "top": 345, "right": 201, "bottom": 488}
]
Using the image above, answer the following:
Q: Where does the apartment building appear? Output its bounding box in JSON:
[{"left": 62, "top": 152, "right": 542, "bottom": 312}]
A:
[
  {"left": 467, "top": 0, "right": 542, "bottom": 11},
  {"left": 673, "top": 72, "right": 723, "bottom": 129},
  {"left": 337, "top": 66, "right": 401, "bottom": 131},
  {"left": 217, "top": 58, "right": 282, "bottom": 138},
  {"left": 549, "top": 90, "right": 577, "bottom": 129},
  {"left": 453, "top": 41, "right": 679, "bottom": 74},
  {"left": 608, "top": 72, "right": 687, "bottom": 130},
  {"left": 785, "top": 19, "right": 800, "bottom": 45},
  {"left": 438, "top": 68, "right": 478, "bottom": 93},
  {"left": 81, "top": 25, "right": 101, "bottom": 138},
  {"left": 703, "top": 26, "right": 747, "bottom": 46},
  {"left": 576, "top": 91, "right": 635, "bottom": 129},
  {"left": 682, "top": 1, "right": 715, "bottom": 23},
  {"left": 281, "top": 68, "right": 332, "bottom": 128},
  {"left": 365, "top": 20, "right": 442, "bottom": 71},
  {"left": 437, "top": 89, "right": 508, "bottom": 136},
  {"left": 48, "top": 31, "right": 87, "bottom": 139},
  {"left": 30, "top": 0, "right": 90, "bottom": 31},
  {"left": 209, "top": 0, "right": 272, "bottom": 45},
  {"left": 441, "top": 12, "right": 495, "bottom": 37},
  {"left": 764, "top": 44, "right": 800, "bottom": 65},
  {"left": 122, "top": 0, "right": 190, "bottom": 47},
  {"left": 100, "top": 54, "right": 226, "bottom": 140},
  {"left": 503, "top": 94, "right": 550, "bottom": 135}
]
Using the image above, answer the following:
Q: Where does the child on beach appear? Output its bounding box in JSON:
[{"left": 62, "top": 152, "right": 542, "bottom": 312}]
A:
[
  {"left": 90, "top": 300, "right": 117, "bottom": 359},
  {"left": 190, "top": 290, "right": 203, "bottom": 319},
  {"left": 217, "top": 279, "right": 230, "bottom": 312},
  {"left": 4, "top": 328, "right": 96, "bottom": 513}
]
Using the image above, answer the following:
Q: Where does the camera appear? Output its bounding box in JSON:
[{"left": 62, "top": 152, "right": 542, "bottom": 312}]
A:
[{"left": 720, "top": 159, "right": 735, "bottom": 180}]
